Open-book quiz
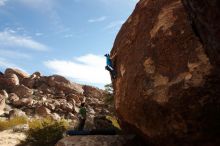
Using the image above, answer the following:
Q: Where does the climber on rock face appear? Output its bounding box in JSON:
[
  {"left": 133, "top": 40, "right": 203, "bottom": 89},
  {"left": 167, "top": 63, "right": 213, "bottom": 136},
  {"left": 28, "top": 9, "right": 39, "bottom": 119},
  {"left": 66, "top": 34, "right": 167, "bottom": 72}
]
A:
[{"left": 104, "top": 54, "right": 116, "bottom": 79}]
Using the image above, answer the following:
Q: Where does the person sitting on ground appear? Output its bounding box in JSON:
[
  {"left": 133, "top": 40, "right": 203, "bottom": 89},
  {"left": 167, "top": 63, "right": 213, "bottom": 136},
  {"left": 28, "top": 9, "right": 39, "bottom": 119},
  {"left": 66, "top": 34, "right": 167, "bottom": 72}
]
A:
[
  {"left": 104, "top": 54, "right": 116, "bottom": 79},
  {"left": 78, "top": 102, "right": 87, "bottom": 131}
]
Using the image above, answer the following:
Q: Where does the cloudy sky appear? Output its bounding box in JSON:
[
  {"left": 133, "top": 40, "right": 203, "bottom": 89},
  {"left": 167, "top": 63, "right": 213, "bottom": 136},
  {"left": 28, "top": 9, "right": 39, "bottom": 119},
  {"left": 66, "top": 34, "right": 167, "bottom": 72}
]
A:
[{"left": 0, "top": 0, "right": 138, "bottom": 88}]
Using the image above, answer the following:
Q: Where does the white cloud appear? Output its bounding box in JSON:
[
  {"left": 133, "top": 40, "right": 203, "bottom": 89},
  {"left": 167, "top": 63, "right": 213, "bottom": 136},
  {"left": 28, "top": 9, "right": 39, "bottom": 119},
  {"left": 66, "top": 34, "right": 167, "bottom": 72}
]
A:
[
  {"left": 0, "top": 30, "right": 49, "bottom": 51},
  {"left": 105, "top": 20, "right": 125, "bottom": 30},
  {"left": 0, "top": 49, "right": 31, "bottom": 59},
  {"left": 44, "top": 54, "right": 111, "bottom": 85},
  {"left": 88, "top": 16, "right": 106, "bottom": 23},
  {"left": 0, "top": 0, "right": 7, "bottom": 6}
]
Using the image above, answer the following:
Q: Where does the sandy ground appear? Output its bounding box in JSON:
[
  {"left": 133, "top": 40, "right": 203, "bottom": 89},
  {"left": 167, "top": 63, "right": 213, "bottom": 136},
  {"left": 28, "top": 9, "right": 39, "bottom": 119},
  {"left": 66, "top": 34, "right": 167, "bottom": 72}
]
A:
[{"left": 0, "top": 130, "right": 26, "bottom": 146}]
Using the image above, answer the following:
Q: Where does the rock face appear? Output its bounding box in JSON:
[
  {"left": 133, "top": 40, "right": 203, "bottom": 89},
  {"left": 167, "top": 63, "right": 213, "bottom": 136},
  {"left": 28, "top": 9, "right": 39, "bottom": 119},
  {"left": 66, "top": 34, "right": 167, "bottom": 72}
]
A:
[
  {"left": 111, "top": 0, "right": 220, "bottom": 145},
  {"left": 182, "top": 0, "right": 220, "bottom": 66}
]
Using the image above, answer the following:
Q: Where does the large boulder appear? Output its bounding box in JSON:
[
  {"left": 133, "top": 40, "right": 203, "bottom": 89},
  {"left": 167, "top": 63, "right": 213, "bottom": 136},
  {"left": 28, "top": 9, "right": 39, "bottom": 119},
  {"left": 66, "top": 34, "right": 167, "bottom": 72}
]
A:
[
  {"left": 5, "top": 68, "right": 29, "bottom": 79},
  {"left": 0, "top": 76, "right": 7, "bottom": 89},
  {"left": 22, "top": 77, "right": 36, "bottom": 89},
  {"left": 5, "top": 73, "right": 19, "bottom": 87},
  {"left": 111, "top": 0, "right": 220, "bottom": 145},
  {"left": 50, "top": 113, "right": 61, "bottom": 121},
  {"left": 11, "top": 85, "right": 33, "bottom": 98},
  {"left": 60, "top": 102, "right": 75, "bottom": 112},
  {"left": 83, "top": 85, "right": 104, "bottom": 99},
  {"left": 0, "top": 90, "right": 6, "bottom": 115},
  {"left": 35, "top": 106, "right": 51, "bottom": 117},
  {"left": 13, "top": 98, "right": 33, "bottom": 107},
  {"left": 48, "top": 75, "right": 84, "bottom": 94},
  {"left": 66, "top": 94, "right": 80, "bottom": 104},
  {"left": 8, "top": 93, "right": 20, "bottom": 103},
  {"left": 9, "top": 109, "right": 26, "bottom": 119}
]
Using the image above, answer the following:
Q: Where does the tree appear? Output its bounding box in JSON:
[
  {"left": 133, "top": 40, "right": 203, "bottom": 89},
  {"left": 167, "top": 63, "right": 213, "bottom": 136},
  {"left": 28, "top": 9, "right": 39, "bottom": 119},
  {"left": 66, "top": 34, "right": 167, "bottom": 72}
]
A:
[
  {"left": 104, "top": 83, "right": 113, "bottom": 94},
  {"left": 104, "top": 83, "right": 114, "bottom": 103}
]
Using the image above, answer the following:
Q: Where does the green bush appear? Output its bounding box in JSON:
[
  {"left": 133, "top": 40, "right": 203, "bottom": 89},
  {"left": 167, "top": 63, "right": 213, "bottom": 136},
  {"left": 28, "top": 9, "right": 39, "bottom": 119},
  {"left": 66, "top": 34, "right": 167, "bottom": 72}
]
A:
[
  {"left": 19, "top": 118, "right": 69, "bottom": 146},
  {"left": 0, "top": 116, "right": 27, "bottom": 131}
]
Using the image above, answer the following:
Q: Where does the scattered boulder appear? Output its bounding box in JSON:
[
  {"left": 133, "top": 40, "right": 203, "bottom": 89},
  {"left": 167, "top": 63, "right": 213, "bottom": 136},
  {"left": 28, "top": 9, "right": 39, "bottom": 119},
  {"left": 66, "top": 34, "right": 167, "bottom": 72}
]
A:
[
  {"left": 66, "top": 112, "right": 76, "bottom": 120},
  {"left": 66, "top": 94, "right": 80, "bottom": 104},
  {"left": 83, "top": 85, "right": 104, "bottom": 99},
  {"left": 22, "top": 77, "right": 35, "bottom": 89},
  {"left": 11, "top": 85, "right": 33, "bottom": 98},
  {"left": 13, "top": 98, "right": 33, "bottom": 107},
  {"left": 31, "top": 71, "right": 41, "bottom": 78},
  {"left": 8, "top": 93, "right": 20, "bottom": 103},
  {"left": 53, "top": 100, "right": 61, "bottom": 109},
  {"left": 5, "top": 73, "right": 19, "bottom": 87},
  {"left": 70, "top": 82, "right": 84, "bottom": 94},
  {"left": 0, "top": 90, "right": 8, "bottom": 99},
  {"left": 61, "top": 103, "right": 74, "bottom": 112},
  {"left": 35, "top": 106, "right": 51, "bottom": 117},
  {"left": 47, "top": 103, "right": 56, "bottom": 111},
  {"left": 0, "top": 76, "right": 7, "bottom": 89},
  {"left": 48, "top": 75, "right": 84, "bottom": 94},
  {"left": 0, "top": 90, "right": 6, "bottom": 115},
  {"left": 13, "top": 124, "right": 29, "bottom": 132},
  {"left": 50, "top": 113, "right": 61, "bottom": 121},
  {"left": 9, "top": 109, "right": 26, "bottom": 119},
  {"left": 23, "top": 108, "right": 34, "bottom": 116}
]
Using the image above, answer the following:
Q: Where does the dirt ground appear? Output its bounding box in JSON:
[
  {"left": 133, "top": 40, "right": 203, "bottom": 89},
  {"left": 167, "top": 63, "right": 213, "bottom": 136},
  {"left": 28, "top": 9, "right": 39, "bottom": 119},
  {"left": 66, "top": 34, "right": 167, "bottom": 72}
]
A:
[{"left": 0, "top": 130, "right": 26, "bottom": 146}]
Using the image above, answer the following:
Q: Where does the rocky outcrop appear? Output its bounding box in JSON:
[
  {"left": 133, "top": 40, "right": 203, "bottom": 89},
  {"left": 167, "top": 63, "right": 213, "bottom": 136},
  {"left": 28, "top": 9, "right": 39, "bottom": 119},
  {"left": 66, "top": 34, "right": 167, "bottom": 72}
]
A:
[
  {"left": 111, "top": 0, "right": 220, "bottom": 145},
  {"left": 0, "top": 68, "right": 111, "bottom": 124}
]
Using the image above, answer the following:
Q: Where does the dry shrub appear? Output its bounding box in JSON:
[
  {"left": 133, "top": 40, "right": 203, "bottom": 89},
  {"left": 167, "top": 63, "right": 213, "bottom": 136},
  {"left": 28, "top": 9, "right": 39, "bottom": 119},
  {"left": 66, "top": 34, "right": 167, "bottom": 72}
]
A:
[
  {"left": 0, "top": 116, "right": 27, "bottom": 131},
  {"left": 19, "top": 118, "right": 69, "bottom": 146}
]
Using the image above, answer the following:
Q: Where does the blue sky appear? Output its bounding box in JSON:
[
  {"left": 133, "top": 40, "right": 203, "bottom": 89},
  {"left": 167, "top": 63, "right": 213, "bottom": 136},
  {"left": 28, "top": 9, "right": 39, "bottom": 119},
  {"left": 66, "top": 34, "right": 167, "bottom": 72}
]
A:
[{"left": 0, "top": 0, "right": 138, "bottom": 88}]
